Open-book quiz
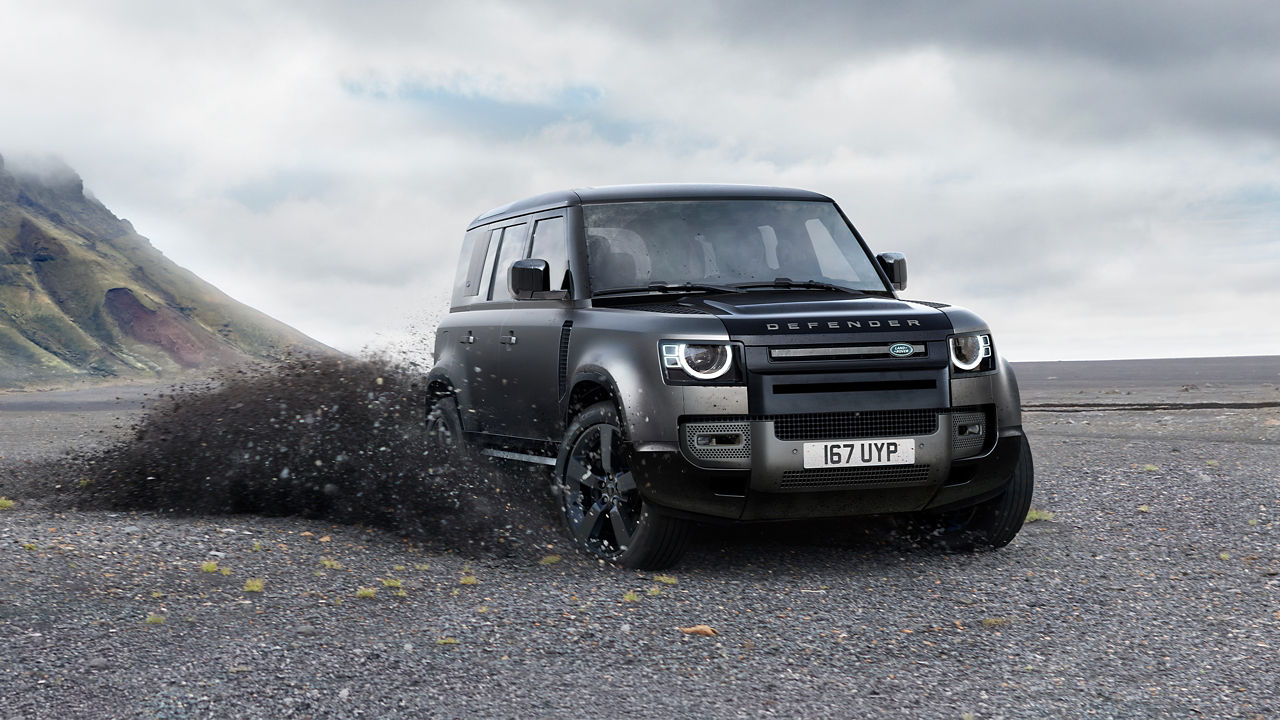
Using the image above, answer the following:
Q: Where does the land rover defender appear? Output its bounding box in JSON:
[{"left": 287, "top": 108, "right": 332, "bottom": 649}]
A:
[{"left": 427, "top": 184, "right": 1032, "bottom": 569}]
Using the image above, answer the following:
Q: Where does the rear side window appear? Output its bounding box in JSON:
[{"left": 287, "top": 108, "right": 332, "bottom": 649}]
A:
[
  {"left": 529, "top": 216, "right": 569, "bottom": 291},
  {"left": 457, "top": 228, "right": 491, "bottom": 298},
  {"left": 487, "top": 222, "right": 529, "bottom": 301}
]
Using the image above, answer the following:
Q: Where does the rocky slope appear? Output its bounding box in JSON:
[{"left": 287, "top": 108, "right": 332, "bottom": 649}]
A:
[{"left": 0, "top": 154, "right": 333, "bottom": 387}]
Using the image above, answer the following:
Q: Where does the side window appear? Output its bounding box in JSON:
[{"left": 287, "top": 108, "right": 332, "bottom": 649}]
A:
[
  {"left": 458, "top": 228, "right": 490, "bottom": 298},
  {"left": 806, "top": 218, "right": 860, "bottom": 282},
  {"left": 529, "top": 216, "right": 568, "bottom": 291},
  {"left": 477, "top": 227, "right": 503, "bottom": 300},
  {"left": 488, "top": 222, "right": 529, "bottom": 301}
]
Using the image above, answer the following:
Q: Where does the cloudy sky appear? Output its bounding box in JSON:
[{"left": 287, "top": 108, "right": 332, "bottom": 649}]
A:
[{"left": 2, "top": 1, "right": 1277, "bottom": 361}]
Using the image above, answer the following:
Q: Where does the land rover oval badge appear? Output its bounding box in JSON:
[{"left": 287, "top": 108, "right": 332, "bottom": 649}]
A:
[{"left": 889, "top": 343, "right": 914, "bottom": 357}]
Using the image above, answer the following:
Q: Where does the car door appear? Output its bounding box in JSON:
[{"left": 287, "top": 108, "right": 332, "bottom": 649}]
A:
[
  {"left": 495, "top": 214, "right": 572, "bottom": 441},
  {"left": 461, "top": 222, "right": 526, "bottom": 433}
]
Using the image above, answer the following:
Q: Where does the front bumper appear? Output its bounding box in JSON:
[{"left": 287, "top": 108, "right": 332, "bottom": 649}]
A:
[{"left": 632, "top": 408, "right": 1025, "bottom": 521}]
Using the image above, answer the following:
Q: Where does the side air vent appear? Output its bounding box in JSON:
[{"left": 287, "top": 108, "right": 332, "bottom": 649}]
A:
[{"left": 557, "top": 321, "right": 573, "bottom": 398}]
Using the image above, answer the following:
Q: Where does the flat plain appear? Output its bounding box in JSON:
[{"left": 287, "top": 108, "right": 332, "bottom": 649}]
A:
[{"left": 1, "top": 356, "right": 1277, "bottom": 718}]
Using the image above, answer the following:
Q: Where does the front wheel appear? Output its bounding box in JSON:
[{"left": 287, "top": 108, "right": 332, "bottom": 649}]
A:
[
  {"left": 553, "top": 402, "right": 690, "bottom": 569},
  {"left": 913, "top": 435, "right": 1034, "bottom": 551}
]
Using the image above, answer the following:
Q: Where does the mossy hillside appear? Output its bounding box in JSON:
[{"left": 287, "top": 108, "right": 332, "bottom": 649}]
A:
[{"left": 0, "top": 155, "right": 336, "bottom": 387}]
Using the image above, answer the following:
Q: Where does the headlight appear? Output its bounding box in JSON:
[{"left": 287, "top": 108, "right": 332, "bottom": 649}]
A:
[
  {"left": 949, "top": 333, "right": 992, "bottom": 372},
  {"left": 660, "top": 342, "right": 739, "bottom": 383}
]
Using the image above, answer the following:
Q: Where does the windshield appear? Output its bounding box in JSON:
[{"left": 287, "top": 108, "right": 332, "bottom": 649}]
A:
[{"left": 582, "top": 200, "right": 888, "bottom": 295}]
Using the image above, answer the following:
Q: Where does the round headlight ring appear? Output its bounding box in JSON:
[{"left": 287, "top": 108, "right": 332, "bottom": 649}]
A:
[
  {"left": 949, "top": 334, "right": 991, "bottom": 371},
  {"left": 677, "top": 343, "right": 733, "bottom": 380}
]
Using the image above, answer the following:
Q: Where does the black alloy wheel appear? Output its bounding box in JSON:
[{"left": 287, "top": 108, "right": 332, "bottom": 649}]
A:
[
  {"left": 554, "top": 402, "right": 690, "bottom": 569},
  {"left": 562, "top": 418, "right": 641, "bottom": 556}
]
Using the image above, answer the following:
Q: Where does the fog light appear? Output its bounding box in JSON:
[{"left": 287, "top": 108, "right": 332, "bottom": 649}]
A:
[{"left": 695, "top": 432, "right": 744, "bottom": 447}]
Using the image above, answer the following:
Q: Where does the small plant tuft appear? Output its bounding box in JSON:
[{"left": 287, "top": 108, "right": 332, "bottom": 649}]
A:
[
  {"left": 145, "top": 614, "right": 166, "bottom": 625},
  {"left": 220, "top": 567, "right": 231, "bottom": 576},
  {"left": 0, "top": 497, "right": 15, "bottom": 510},
  {"left": 414, "top": 563, "right": 430, "bottom": 571},
  {"left": 647, "top": 586, "right": 662, "bottom": 597},
  {"left": 22, "top": 542, "right": 38, "bottom": 551},
  {"left": 320, "top": 558, "right": 343, "bottom": 570},
  {"left": 1141, "top": 464, "right": 1158, "bottom": 472},
  {"left": 200, "top": 561, "right": 219, "bottom": 573},
  {"left": 653, "top": 574, "right": 678, "bottom": 585},
  {"left": 381, "top": 578, "right": 402, "bottom": 588},
  {"left": 981, "top": 617, "right": 1011, "bottom": 627},
  {"left": 622, "top": 590, "right": 641, "bottom": 603},
  {"left": 355, "top": 587, "right": 377, "bottom": 599},
  {"left": 539, "top": 555, "right": 562, "bottom": 565},
  {"left": 459, "top": 575, "right": 479, "bottom": 586},
  {"left": 1025, "top": 508, "right": 1055, "bottom": 522},
  {"left": 243, "top": 578, "right": 264, "bottom": 593},
  {"left": 436, "top": 637, "right": 459, "bottom": 645},
  {"left": 1218, "top": 552, "right": 1231, "bottom": 561},
  {"left": 251, "top": 541, "right": 263, "bottom": 552},
  {"left": 392, "top": 565, "right": 406, "bottom": 571}
]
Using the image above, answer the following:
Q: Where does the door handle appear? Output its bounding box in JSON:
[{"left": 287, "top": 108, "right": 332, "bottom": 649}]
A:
[
  {"left": 499, "top": 333, "right": 518, "bottom": 345},
  {"left": 459, "top": 332, "right": 475, "bottom": 344}
]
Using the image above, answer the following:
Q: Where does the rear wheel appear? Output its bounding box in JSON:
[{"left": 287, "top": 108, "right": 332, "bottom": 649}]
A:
[
  {"left": 914, "top": 436, "right": 1034, "bottom": 551},
  {"left": 425, "top": 395, "right": 470, "bottom": 463},
  {"left": 553, "top": 402, "right": 690, "bottom": 569}
]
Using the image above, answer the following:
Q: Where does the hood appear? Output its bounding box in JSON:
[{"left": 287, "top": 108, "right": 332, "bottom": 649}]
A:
[{"left": 669, "top": 290, "right": 953, "bottom": 344}]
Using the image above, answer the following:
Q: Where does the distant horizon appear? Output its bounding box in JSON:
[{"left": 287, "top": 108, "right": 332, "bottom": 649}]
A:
[{"left": 2, "top": 3, "right": 1277, "bottom": 361}]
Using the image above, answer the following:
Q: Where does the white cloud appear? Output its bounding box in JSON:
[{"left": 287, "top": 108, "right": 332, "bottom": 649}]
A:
[{"left": 1, "top": 1, "right": 1276, "bottom": 361}]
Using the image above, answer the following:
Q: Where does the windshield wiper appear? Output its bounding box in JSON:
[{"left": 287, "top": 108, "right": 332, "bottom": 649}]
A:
[
  {"left": 731, "top": 278, "right": 867, "bottom": 295},
  {"left": 594, "top": 282, "right": 745, "bottom": 297}
]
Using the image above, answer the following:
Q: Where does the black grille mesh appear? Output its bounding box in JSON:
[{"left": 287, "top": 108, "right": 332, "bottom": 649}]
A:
[
  {"left": 557, "top": 321, "right": 572, "bottom": 398},
  {"left": 772, "top": 409, "right": 938, "bottom": 441},
  {"left": 625, "top": 304, "right": 709, "bottom": 314},
  {"left": 780, "top": 465, "right": 931, "bottom": 489}
]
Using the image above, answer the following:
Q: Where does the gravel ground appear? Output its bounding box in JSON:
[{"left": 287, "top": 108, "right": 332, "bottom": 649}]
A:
[{"left": 2, "top": 363, "right": 1279, "bottom": 718}]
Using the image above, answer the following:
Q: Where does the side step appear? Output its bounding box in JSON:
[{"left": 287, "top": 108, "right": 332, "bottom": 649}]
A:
[{"left": 480, "top": 448, "right": 557, "bottom": 466}]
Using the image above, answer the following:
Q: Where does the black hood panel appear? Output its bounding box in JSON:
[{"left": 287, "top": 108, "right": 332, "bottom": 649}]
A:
[{"left": 675, "top": 291, "right": 953, "bottom": 343}]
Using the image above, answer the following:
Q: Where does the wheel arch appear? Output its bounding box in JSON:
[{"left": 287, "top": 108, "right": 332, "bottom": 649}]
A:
[{"left": 564, "top": 370, "right": 625, "bottom": 436}]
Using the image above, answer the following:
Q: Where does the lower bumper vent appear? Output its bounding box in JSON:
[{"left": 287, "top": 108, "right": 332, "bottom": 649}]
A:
[
  {"left": 773, "top": 409, "right": 938, "bottom": 441},
  {"left": 779, "top": 464, "right": 931, "bottom": 490},
  {"left": 682, "top": 420, "right": 752, "bottom": 469}
]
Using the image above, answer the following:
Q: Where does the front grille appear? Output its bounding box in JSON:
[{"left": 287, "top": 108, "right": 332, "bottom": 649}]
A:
[
  {"left": 772, "top": 409, "right": 938, "bottom": 441},
  {"left": 769, "top": 343, "right": 927, "bottom": 361},
  {"left": 780, "top": 464, "right": 931, "bottom": 490}
]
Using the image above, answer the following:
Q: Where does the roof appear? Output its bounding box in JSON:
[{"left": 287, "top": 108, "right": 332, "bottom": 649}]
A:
[{"left": 468, "top": 183, "right": 833, "bottom": 228}]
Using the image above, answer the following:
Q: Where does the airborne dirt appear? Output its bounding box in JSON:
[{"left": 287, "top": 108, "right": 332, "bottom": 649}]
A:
[{"left": 1, "top": 357, "right": 1279, "bottom": 718}]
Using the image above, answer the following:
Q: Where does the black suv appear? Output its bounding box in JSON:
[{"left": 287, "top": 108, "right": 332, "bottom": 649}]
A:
[{"left": 427, "top": 184, "right": 1032, "bottom": 569}]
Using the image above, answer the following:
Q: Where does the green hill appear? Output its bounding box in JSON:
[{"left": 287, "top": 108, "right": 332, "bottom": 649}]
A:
[{"left": 0, "top": 154, "right": 334, "bottom": 388}]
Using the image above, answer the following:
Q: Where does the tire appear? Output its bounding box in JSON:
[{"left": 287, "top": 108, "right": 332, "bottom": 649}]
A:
[
  {"left": 915, "top": 436, "right": 1034, "bottom": 551},
  {"left": 552, "top": 401, "right": 690, "bottom": 569},
  {"left": 425, "top": 395, "right": 470, "bottom": 463}
]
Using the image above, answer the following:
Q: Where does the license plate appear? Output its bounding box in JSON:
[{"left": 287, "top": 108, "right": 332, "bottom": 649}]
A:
[{"left": 803, "top": 438, "right": 915, "bottom": 469}]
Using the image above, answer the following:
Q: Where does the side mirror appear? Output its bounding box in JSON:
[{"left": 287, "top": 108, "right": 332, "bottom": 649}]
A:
[
  {"left": 876, "top": 252, "right": 907, "bottom": 291},
  {"left": 510, "top": 258, "right": 550, "bottom": 299}
]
